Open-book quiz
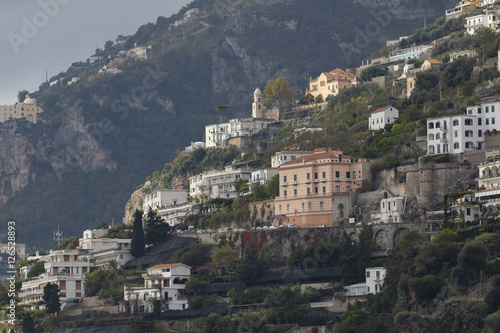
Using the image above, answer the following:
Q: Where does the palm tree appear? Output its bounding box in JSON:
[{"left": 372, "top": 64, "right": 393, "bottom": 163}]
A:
[{"left": 105, "top": 259, "right": 121, "bottom": 282}]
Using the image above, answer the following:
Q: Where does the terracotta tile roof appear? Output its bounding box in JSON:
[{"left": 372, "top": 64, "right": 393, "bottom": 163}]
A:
[
  {"left": 425, "top": 59, "right": 442, "bottom": 65},
  {"left": 312, "top": 68, "right": 357, "bottom": 83},
  {"left": 148, "top": 263, "right": 183, "bottom": 270},
  {"left": 371, "top": 106, "right": 391, "bottom": 114}
]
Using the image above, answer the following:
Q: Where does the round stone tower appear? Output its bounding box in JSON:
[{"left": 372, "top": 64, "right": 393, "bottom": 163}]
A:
[{"left": 252, "top": 88, "right": 263, "bottom": 118}]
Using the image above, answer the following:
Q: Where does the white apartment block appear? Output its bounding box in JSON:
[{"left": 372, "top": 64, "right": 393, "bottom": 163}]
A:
[
  {"left": 205, "top": 118, "right": 273, "bottom": 148},
  {"left": 189, "top": 166, "right": 252, "bottom": 199},
  {"left": 427, "top": 102, "right": 500, "bottom": 155},
  {"left": 20, "top": 250, "right": 92, "bottom": 304},
  {"left": 250, "top": 168, "right": 279, "bottom": 186},
  {"left": 271, "top": 151, "right": 314, "bottom": 168},
  {"left": 121, "top": 263, "right": 191, "bottom": 313},
  {"left": 475, "top": 160, "right": 500, "bottom": 208},
  {"left": 143, "top": 189, "right": 188, "bottom": 212},
  {"left": 369, "top": 107, "right": 399, "bottom": 131},
  {"left": 158, "top": 202, "right": 199, "bottom": 227}
]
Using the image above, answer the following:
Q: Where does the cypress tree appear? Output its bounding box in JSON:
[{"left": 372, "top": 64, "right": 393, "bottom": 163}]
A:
[{"left": 131, "top": 209, "right": 145, "bottom": 257}]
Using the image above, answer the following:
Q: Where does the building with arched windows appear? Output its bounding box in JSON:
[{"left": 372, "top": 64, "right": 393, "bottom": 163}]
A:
[{"left": 0, "top": 94, "right": 43, "bottom": 123}]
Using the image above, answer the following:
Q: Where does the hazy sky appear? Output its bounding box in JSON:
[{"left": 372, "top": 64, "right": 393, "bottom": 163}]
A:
[{"left": 0, "top": 0, "right": 192, "bottom": 105}]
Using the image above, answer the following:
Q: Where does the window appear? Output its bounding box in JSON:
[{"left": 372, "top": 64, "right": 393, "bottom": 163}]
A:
[
  {"left": 376, "top": 271, "right": 380, "bottom": 279},
  {"left": 467, "top": 208, "right": 471, "bottom": 215},
  {"left": 465, "top": 119, "right": 473, "bottom": 125},
  {"left": 435, "top": 122, "right": 440, "bottom": 128},
  {"left": 478, "top": 107, "right": 482, "bottom": 113},
  {"left": 428, "top": 122, "right": 434, "bottom": 129},
  {"left": 436, "top": 133, "right": 440, "bottom": 140},
  {"left": 320, "top": 202, "right": 324, "bottom": 211},
  {"left": 366, "top": 271, "right": 370, "bottom": 278},
  {"left": 493, "top": 118, "right": 496, "bottom": 125},
  {"left": 284, "top": 190, "right": 287, "bottom": 198},
  {"left": 335, "top": 186, "right": 340, "bottom": 192},
  {"left": 323, "top": 186, "right": 326, "bottom": 194},
  {"left": 59, "top": 281, "right": 66, "bottom": 289},
  {"left": 287, "top": 205, "right": 290, "bottom": 213},
  {"left": 279, "top": 205, "right": 282, "bottom": 213},
  {"left": 314, "top": 172, "right": 318, "bottom": 179},
  {"left": 353, "top": 171, "right": 356, "bottom": 179},
  {"left": 308, "top": 202, "right": 312, "bottom": 211},
  {"left": 478, "top": 118, "right": 482, "bottom": 125},
  {"left": 465, "top": 130, "right": 473, "bottom": 137},
  {"left": 294, "top": 189, "right": 297, "bottom": 197},
  {"left": 486, "top": 106, "right": 490, "bottom": 113},
  {"left": 302, "top": 203, "right": 305, "bottom": 212},
  {"left": 453, "top": 119, "right": 459, "bottom": 126},
  {"left": 429, "top": 134, "right": 434, "bottom": 141},
  {"left": 346, "top": 171, "right": 351, "bottom": 179},
  {"left": 335, "top": 171, "right": 340, "bottom": 178},
  {"left": 486, "top": 118, "right": 490, "bottom": 125},
  {"left": 455, "top": 130, "right": 458, "bottom": 138},
  {"left": 307, "top": 173, "right": 310, "bottom": 180},
  {"left": 322, "top": 171, "right": 326, "bottom": 178},
  {"left": 315, "top": 187, "right": 318, "bottom": 194},
  {"left": 493, "top": 106, "right": 496, "bottom": 113},
  {"left": 293, "top": 174, "right": 297, "bottom": 181},
  {"left": 346, "top": 186, "right": 351, "bottom": 192},
  {"left": 479, "top": 130, "right": 483, "bottom": 137},
  {"left": 443, "top": 120, "right": 447, "bottom": 129},
  {"left": 307, "top": 188, "right": 310, "bottom": 195},
  {"left": 454, "top": 142, "right": 459, "bottom": 149},
  {"left": 76, "top": 280, "right": 81, "bottom": 290},
  {"left": 468, "top": 109, "right": 473, "bottom": 115},
  {"left": 283, "top": 175, "right": 287, "bottom": 182}
]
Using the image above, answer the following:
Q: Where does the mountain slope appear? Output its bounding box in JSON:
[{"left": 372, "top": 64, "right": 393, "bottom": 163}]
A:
[{"left": 0, "top": 0, "right": 456, "bottom": 248}]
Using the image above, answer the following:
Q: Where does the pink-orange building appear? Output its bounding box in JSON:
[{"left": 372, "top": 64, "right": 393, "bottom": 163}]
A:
[{"left": 274, "top": 148, "right": 370, "bottom": 227}]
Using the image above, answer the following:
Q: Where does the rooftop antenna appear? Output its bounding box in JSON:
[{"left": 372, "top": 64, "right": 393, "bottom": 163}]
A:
[
  {"left": 53, "top": 226, "right": 63, "bottom": 245},
  {"left": 46, "top": 70, "right": 48, "bottom": 83}
]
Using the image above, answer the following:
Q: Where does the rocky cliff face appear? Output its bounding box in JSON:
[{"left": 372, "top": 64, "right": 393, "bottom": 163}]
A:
[{"left": 0, "top": 103, "right": 116, "bottom": 207}]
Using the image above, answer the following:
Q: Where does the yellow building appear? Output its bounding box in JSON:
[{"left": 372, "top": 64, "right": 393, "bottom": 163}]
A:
[
  {"left": 306, "top": 68, "right": 358, "bottom": 100},
  {"left": 0, "top": 94, "right": 43, "bottom": 123}
]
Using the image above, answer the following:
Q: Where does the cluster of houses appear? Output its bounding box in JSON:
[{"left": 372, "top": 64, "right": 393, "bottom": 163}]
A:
[{"left": 19, "top": 229, "right": 133, "bottom": 305}]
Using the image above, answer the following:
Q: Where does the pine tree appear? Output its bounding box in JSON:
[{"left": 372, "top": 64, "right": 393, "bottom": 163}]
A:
[
  {"left": 131, "top": 209, "right": 145, "bottom": 257},
  {"left": 145, "top": 208, "right": 170, "bottom": 246},
  {"left": 43, "top": 283, "right": 61, "bottom": 315}
]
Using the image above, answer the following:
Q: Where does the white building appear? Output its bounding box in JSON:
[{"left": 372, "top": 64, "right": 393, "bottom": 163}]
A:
[
  {"left": 475, "top": 160, "right": 500, "bottom": 209},
  {"left": 185, "top": 141, "right": 205, "bottom": 152},
  {"left": 20, "top": 250, "right": 92, "bottom": 305},
  {"left": 368, "top": 106, "right": 399, "bottom": 131},
  {"left": 157, "top": 202, "right": 200, "bottom": 227},
  {"left": 205, "top": 118, "right": 273, "bottom": 148},
  {"left": 380, "top": 196, "right": 406, "bottom": 223},
  {"left": 450, "top": 193, "right": 481, "bottom": 224},
  {"left": 121, "top": 263, "right": 191, "bottom": 313},
  {"left": 365, "top": 267, "right": 386, "bottom": 294},
  {"left": 271, "top": 151, "right": 314, "bottom": 168},
  {"left": 0, "top": 243, "right": 26, "bottom": 259},
  {"left": 343, "top": 267, "right": 386, "bottom": 299},
  {"left": 465, "top": 14, "right": 489, "bottom": 34},
  {"left": 250, "top": 168, "right": 279, "bottom": 186},
  {"left": 189, "top": 165, "right": 252, "bottom": 199},
  {"left": 427, "top": 102, "right": 500, "bottom": 155},
  {"left": 142, "top": 190, "right": 188, "bottom": 212}
]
